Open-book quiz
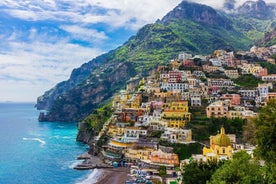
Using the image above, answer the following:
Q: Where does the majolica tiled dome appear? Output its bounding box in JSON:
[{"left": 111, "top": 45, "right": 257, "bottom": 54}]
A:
[{"left": 212, "top": 127, "right": 231, "bottom": 147}]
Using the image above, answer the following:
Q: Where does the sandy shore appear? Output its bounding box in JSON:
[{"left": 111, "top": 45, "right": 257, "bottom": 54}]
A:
[{"left": 95, "top": 167, "right": 130, "bottom": 184}]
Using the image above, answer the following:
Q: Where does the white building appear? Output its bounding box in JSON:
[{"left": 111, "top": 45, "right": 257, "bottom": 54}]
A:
[
  {"left": 190, "top": 94, "right": 201, "bottom": 107},
  {"left": 161, "top": 128, "right": 192, "bottom": 143},
  {"left": 161, "top": 82, "right": 189, "bottom": 92}
]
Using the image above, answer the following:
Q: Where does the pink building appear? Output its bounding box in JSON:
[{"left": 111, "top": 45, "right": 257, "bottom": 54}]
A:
[
  {"left": 258, "top": 68, "right": 268, "bottom": 77},
  {"left": 220, "top": 94, "right": 240, "bottom": 106},
  {"left": 168, "top": 71, "right": 182, "bottom": 83}
]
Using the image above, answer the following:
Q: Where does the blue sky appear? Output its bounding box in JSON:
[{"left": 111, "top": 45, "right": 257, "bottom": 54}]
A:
[{"left": 0, "top": 0, "right": 273, "bottom": 102}]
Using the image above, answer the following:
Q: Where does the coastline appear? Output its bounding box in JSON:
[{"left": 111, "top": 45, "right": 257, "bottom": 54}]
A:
[{"left": 75, "top": 152, "right": 130, "bottom": 184}]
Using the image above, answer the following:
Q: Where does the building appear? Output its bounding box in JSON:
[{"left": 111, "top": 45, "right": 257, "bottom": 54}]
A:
[
  {"left": 149, "top": 149, "right": 179, "bottom": 167},
  {"left": 107, "top": 139, "right": 135, "bottom": 154},
  {"left": 161, "top": 128, "right": 192, "bottom": 143},
  {"left": 227, "top": 106, "right": 257, "bottom": 119},
  {"left": 192, "top": 71, "right": 206, "bottom": 79},
  {"left": 207, "top": 78, "right": 235, "bottom": 88},
  {"left": 190, "top": 94, "right": 202, "bottom": 107},
  {"left": 257, "top": 83, "right": 269, "bottom": 99},
  {"left": 161, "top": 101, "right": 191, "bottom": 128},
  {"left": 121, "top": 127, "right": 148, "bottom": 143},
  {"left": 160, "top": 82, "right": 189, "bottom": 92},
  {"left": 262, "top": 74, "right": 276, "bottom": 82},
  {"left": 224, "top": 70, "right": 239, "bottom": 79},
  {"left": 203, "top": 127, "right": 233, "bottom": 160},
  {"left": 206, "top": 101, "right": 229, "bottom": 118},
  {"left": 178, "top": 52, "right": 192, "bottom": 61},
  {"left": 202, "top": 65, "right": 220, "bottom": 73},
  {"left": 124, "top": 148, "right": 153, "bottom": 162},
  {"left": 238, "top": 90, "right": 257, "bottom": 100},
  {"left": 220, "top": 94, "right": 240, "bottom": 106}
]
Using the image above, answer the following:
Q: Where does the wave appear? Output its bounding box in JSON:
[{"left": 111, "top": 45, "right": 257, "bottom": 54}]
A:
[
  {"left": 22, "top": 137, "right": 46, "bottom": 146},
  {"left": 75, "top": 169, "right": 102, "bottom": 184},
  {"left": 68, "top": 160, "right": 83, "bottom": 169}
]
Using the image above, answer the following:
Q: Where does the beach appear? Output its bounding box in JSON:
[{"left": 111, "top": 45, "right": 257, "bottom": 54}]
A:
[
  {"left": 95, "top": 167, "right": 130, "bottom": 184},
  {"left": 75, "top": 152, "right": 130, "bottom": 183}
]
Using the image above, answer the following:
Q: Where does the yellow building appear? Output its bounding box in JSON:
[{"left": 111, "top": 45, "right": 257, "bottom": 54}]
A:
[
  {"left": 203, "top": 127, "right": 233, "bottom": 160},
  {"left": 107, "top": 125, "right": 126, "bottom": 138},
  {"left": 161, "top": 101, "right": 191, "bottom": 128},
  {"left": 124, "top": 148, "right": 153, "bottom": 162},
  {"left": 107, "top": 139, "right": 135, "bottom": 154}
]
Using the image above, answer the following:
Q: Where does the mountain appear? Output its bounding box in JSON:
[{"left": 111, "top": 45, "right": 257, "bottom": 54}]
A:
[
  {"left": 256, "top": 27, "right": 276, "bottom": 47},
  {"left": 236, "top": 0, "right": 275, "bottom": 20},
  {"left": 37, "top": 1, "right": 275, "bottom": 122}
]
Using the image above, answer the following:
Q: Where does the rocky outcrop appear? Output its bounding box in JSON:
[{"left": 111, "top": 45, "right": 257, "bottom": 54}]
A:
[
  {"left": 39, "top": 62, "right": 137, "bottom": 122},
  {"left": 76, "top": 122, "right": 95, "bottom": 145},
  {"left": 160, "top": 1, "right": 232, "bottom": 29},
  {"left": 256, "top": 28, "right": 276, "bottom": 47},
  {"left": 36, "top": 58, "right": 101, "bottom": 110},
  {"left": 237, "top": 0, "right": 275, "bottom": 20}
]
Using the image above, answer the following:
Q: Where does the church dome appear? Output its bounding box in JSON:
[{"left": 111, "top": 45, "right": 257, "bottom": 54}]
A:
[{"left": 212, "top": 127, "right": 231, "bottom": 147}]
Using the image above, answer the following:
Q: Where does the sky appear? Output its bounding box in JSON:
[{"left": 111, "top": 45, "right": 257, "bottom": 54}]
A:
[{"left": 0, "top": 0, "right": 274, "bottom": 102}]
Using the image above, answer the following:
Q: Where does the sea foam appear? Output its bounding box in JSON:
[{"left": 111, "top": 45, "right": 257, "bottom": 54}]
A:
[
  {"left": 75, "top": 169, "right": 102, "bottom": 184},
  {"left": 68, "top": 160, "right": 83, "bottom": 169},
  {"left": 23, "top": 137, "right": 46, "bottom": 146}
]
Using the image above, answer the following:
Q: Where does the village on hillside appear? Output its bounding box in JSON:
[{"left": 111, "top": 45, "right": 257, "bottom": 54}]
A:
[{"left": 77, "top": 45, "right": 276, "bottom": 184}]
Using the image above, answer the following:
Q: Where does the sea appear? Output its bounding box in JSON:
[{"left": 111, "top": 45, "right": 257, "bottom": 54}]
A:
[{"left": 0, "top": 102, "right": 101, "bottom": 184}]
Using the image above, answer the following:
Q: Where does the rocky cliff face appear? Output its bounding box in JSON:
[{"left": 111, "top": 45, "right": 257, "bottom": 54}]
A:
[
  {"left": 237, "top": 0, "right": 275, "bottom": 20},
  {"left": 36, "top": 58, "right": 101, "bottom": 110},
  {"left": 39, "top": 61, "right": 136, "bottom": 122},
  {"left": 76, "top": 122, "right": 95, "bottom": 145},
  {"left": 256, "top": 27, "right": 276, "bottom": 47},
  {"left": 161, "top": 1, "right": 232, "bottom": 29}
]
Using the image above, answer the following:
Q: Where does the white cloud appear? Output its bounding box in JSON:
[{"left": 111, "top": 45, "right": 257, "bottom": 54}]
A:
[
  {"left": 0, "top": 0, "right": 183, "bottom": 29},
  {"left": 0, "top": 40, "right": 103, "bottom": 102},
  {"left": 60, "top": 25, "right": 107, "bottom": 41}
]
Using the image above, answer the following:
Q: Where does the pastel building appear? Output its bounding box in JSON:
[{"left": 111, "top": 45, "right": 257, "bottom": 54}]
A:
[
  {"left": 220, "top": 94, "right": 240, "bottom": 106},
  {"left": 149, "top": 150, "right": 179, "bottom": 167},
  {"left": 124, "top": 148, "right": 153, "bottom": 162},
  {"left": 121, "top": 127, "right": 148, "bottom": 142},
  {"left": 161, "top": 101, "right": 191, "bottom": 128},
  {"left": 203, "top": 127, "right": 233, "bottom": 160},
  {"left": 224, "top": 70, "right": 239, "bottom": 79},
  {"left": 206, "top": 101, "right": 229, "bottom": 118},
  {"left": 262, "top": 74, "right": 276, "bottom": 82},
  {"left": 107, "top": 139, "right": 135, "bottom": 154},
  {"left": 161, "top": 128, "right": 192, "bottom": 143}
]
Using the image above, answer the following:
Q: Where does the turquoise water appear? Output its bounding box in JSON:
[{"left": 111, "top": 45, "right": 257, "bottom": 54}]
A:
[{"left": 0, "top": 103, "right": 98, "bottom": 184}]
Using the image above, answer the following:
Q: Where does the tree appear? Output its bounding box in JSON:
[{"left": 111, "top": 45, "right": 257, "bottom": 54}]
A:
[
  {"left": 208, "top": 151, "right": 263, "bottom": 184},
  {"left": 242, "top": 119, "right": 256, "bottom": 145},
  {"left": 158, "top": 165, "right": 167, "bottom": 182},
  {"left": 254, "top": 99, "right": 276, "bottom": 164},
  {"left": 182, "top": 159, "right": 224, "bottom": 184}
]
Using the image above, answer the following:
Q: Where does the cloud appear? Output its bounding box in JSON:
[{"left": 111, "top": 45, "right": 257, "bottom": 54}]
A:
[
  {"left": 0, "top": 40, "right": 103, "bottom": 102},
  {"left": 60, "top": 25, "right": 108, "bottom": 42},
  {"left": 0, "top": 0, "right": 183, "bottom": 29}
]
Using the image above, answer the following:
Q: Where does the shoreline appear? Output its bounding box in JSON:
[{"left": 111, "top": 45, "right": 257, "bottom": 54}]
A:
[
  {"left": 74, "top": 152, "right": 112, "bottom": 170},
  {"left": 95, "top": 167, "right": 130, "bottom": 184},
  {"left": 75, "top": 152, "right": 131, "bottom": 184}
]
